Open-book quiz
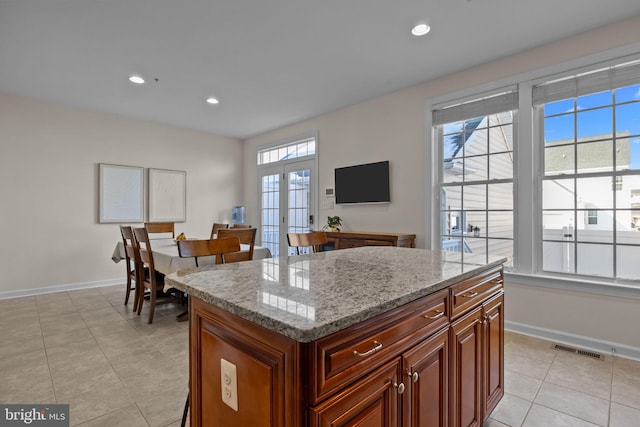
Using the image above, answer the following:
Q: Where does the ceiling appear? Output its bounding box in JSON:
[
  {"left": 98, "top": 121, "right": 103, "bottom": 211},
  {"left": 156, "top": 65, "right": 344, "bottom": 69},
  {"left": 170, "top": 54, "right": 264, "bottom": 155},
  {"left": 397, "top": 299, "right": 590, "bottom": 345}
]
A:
[{"left": 2, "top": 1, "right": 640, "bottom": 139}]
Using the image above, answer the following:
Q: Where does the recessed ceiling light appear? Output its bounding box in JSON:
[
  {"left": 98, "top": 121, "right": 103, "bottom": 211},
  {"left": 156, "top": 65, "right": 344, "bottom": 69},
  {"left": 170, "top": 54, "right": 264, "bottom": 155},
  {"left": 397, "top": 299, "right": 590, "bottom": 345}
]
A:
[
  {"left": 128, "top": 75, "right": 145, "bottom": 84},
  {"left": 411, "top": 23, "right": 431, "bottom": 37},
  {"left": 206, "top": 97, "right": 220, "bottom": 105}
]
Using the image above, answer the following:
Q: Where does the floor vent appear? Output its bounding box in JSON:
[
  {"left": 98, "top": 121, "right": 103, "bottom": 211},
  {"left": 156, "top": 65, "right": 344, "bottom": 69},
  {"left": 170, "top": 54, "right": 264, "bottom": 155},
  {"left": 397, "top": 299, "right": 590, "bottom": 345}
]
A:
[{"left": 552, "top": 344, "right": 603, "bottom": 360}]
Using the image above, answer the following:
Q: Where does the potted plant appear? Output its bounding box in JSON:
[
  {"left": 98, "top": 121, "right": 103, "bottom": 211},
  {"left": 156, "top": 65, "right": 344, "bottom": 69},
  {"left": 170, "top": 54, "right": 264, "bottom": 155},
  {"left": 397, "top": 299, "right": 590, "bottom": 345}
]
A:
[{"left": 325, "top": 216, "right": 342, "bottom": 232}]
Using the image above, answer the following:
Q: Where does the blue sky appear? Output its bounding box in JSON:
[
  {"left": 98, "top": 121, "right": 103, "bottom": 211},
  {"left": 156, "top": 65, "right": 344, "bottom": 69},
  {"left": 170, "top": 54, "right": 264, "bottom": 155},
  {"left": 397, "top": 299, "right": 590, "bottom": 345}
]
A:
[{"left": 544, "top": 84, "right": 640, "bottom": 169}]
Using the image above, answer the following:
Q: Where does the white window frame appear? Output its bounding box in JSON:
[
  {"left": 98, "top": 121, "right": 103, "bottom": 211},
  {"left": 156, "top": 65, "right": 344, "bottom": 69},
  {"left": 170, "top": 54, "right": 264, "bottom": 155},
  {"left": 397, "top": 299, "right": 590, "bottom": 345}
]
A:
[{"left": 426, "top": 42, "right": 640, "bottom": 298}]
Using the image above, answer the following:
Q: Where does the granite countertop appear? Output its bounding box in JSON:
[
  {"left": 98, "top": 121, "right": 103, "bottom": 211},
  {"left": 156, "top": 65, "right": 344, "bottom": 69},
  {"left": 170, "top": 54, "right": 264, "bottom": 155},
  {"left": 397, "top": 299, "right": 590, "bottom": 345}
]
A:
[{"left": 165, "top": 247, "right": 506, "bottom": 342}]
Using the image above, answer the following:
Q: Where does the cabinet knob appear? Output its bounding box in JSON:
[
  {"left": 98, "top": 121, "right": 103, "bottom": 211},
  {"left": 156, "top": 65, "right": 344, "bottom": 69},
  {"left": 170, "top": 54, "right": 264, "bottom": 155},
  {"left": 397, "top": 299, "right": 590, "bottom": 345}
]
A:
[
  {"left": 408, "top": 371, "right": 419, "bottom": 383},
  {"left": 394, "top": 382, "right": 406, "bottom": 395}
]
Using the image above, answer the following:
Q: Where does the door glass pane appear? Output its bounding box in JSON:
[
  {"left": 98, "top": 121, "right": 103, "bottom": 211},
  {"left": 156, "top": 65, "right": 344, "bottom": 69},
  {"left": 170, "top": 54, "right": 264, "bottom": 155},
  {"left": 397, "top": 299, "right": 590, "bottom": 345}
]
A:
[
  {"left": 260, "top": 174, "right": 280, "bottom": 257},
  {"left": 288, "top": 169, "right": 311, "bottom": 255}
]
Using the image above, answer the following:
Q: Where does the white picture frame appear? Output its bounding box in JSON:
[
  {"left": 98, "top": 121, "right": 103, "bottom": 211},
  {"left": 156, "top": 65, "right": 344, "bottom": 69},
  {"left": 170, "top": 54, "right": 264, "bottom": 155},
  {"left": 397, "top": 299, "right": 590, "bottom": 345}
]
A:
[
  {"left": 148, "top": 168, "right": 186, "bottom": 222},
  {"left": 99, "top": 163, "right": 144, "bottom": 223}
]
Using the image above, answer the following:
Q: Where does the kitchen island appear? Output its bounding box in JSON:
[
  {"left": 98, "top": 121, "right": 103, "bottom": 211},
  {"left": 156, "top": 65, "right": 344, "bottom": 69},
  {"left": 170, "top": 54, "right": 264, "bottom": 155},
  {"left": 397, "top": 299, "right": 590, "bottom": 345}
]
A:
[{"left": 166, "top": 246, "right": 506, "bottom": 427}]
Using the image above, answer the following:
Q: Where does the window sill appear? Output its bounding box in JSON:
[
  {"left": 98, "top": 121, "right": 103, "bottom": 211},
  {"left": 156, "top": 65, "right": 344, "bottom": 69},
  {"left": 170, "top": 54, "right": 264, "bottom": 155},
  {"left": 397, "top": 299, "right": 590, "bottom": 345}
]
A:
[{"left": 505, "top": 271, "right": 640, "bottom": 300}]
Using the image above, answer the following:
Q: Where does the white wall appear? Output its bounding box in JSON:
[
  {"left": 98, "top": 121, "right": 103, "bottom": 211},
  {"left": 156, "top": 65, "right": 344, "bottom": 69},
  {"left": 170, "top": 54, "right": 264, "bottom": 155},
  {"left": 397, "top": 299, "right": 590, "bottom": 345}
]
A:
[
  {"left": 242, "top": 16, "right": 640, "bottom": 354},
  {"left": 0, "top": 93, "right": 242, "bottom": 296}
]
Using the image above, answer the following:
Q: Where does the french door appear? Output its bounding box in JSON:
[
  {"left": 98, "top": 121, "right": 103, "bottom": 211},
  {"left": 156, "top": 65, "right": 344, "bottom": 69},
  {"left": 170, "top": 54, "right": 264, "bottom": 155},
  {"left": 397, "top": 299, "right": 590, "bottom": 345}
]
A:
[{"left": 259, "top": 159, "right": 316, "bottom": 257}]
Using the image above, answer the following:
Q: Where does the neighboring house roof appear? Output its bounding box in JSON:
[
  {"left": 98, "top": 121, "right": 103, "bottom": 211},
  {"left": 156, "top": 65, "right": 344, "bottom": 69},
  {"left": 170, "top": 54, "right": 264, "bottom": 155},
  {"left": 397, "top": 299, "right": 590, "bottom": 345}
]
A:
[{"left": 545, "top": 132, "right": 631, "bottom": 174}]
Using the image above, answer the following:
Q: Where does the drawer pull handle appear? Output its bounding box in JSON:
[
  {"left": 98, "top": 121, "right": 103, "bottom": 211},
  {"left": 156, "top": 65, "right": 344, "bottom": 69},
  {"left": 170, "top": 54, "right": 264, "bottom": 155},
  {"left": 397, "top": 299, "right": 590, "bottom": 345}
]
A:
[
  {"left": 423, "top": 309, "right": 444, "bottom": 320},
  {"left": 353, "top": 341, "right": 383, "bottom": 357},
  {"left": 394, "top": 382, "right": 406, "bottom": 395},
  {"left": 461, "top": 291, "right": 478, "bottom": 298}
]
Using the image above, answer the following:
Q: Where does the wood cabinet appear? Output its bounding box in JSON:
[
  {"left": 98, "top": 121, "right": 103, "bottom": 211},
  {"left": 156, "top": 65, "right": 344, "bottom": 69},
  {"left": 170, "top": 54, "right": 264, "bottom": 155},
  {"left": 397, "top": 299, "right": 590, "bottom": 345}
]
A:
[
  {"left": 450, "top": 281, "right": 504, "bottom": 426},
  {"left": 325, "top": 231, "right": 416, "bottom": 249},
  {"left": 188, "top": 265, "right": 503, "bottom": 427}
]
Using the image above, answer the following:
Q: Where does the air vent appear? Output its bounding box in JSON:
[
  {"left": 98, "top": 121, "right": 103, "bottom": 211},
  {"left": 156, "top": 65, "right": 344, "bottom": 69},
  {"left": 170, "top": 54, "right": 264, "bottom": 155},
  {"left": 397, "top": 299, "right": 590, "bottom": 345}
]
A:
[{"left": 552, "top": 343, "right": 603, "bottom": 360}]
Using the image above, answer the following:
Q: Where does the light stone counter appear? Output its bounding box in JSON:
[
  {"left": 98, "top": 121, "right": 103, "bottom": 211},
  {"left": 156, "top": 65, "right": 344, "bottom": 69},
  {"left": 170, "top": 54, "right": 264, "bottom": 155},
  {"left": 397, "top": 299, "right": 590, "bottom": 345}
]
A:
[{"left": 165, "top": 246, "right": 506, "bottom": 342}]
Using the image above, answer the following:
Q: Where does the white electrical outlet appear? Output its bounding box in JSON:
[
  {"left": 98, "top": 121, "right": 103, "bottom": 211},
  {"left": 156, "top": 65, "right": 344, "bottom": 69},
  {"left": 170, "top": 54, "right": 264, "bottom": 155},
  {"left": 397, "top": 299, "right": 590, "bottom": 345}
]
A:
[{"left": 220, "top": 358, "right": 238, "bottom": 411}]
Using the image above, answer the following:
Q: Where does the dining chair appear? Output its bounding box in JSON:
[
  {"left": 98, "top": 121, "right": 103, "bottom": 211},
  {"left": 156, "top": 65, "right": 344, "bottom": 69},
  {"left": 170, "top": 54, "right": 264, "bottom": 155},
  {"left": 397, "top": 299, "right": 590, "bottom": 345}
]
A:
[
  {"left": 287, "top": 231, "right": 328, "bottom": 255},
  {"left": 217, "top": 228, "right": 257, "bottom": 261},
  {"left": 119, "top": 225, "right": 141, "bottom": 311},
  {"left": 210, "top": 222, "right": 229, "bottom": 238},
  {"left": 144, "top": 221, "right": 175, "bottom": 238},
  {"left": 231, "top": 223, "right": 252, "bottom": 228},
  {"left": 177, "top": 236, "right": 241, "bottom": 266},
  {"left": 132, "top": 227, "right": 179, "bottom": 323}
]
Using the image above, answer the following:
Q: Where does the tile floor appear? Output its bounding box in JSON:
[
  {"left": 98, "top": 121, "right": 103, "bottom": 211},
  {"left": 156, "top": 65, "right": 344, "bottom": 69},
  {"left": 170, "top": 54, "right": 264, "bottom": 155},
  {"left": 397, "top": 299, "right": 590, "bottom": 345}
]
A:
[{"left": 1, "top": 285, "right": 639, "bottom": 426}]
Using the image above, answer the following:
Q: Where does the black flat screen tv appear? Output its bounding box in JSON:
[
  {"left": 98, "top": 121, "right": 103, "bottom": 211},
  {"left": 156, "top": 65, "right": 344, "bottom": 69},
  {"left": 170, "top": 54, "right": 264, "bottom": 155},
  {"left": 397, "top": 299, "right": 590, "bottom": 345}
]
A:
[{"left": 334, "top": 161, "right": 390, "bottom": 204}]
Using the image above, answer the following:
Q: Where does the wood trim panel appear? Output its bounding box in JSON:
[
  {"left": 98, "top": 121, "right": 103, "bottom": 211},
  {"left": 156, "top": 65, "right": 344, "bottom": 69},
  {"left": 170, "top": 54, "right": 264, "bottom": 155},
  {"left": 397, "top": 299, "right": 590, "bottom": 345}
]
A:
[
  {"left": 325, "top": 231, "right": 416, "bottom": 250},
  {"left": 482, "top": 292, "right": 505, "bottom": 420},
  {"left": 189, "top": 298, "right": 304, "bottom": 427}
]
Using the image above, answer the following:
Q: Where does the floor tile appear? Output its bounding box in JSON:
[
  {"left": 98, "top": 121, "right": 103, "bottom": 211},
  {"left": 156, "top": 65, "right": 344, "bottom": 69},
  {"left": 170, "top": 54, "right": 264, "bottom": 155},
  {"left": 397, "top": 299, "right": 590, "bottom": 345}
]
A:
[
  {"left": 505, "top": 369, "right": 543, "bottom": 401},
  {"left": 75, "top": 405, "right": 149, "bottom": 427},
  {"left": 490, "top": 392, "right": 531, "bottom": 426},
  {"left": 609, "top": 402, "right": 640, "bottom": 427},
  {"left": 136, "top": 384, "right": 188, "bottom": 427},
  {"left": 0, "top": 334, "right": 44, "bottom": 358},
  {"left": 44, "top": 327, "right": 94, "bottom": 349},
  {"left": 611, "top": 371, "right": 640, "bottom": 410},
  {"left": 545, "top": 350, "right": 613, "bottom": 400},
  {"left": 522, "top": 404, "right": 601, "bottom": 427},
  {"left": 65, "top": 381, "right": 133, "bottom": 426},
  {"left": 534, "top": 382, "right": 609, "bottom": 426}
]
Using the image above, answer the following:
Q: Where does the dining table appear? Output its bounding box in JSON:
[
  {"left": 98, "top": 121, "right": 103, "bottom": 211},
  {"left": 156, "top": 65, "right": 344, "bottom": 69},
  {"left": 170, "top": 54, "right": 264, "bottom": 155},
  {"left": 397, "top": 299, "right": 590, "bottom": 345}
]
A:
[
  {"left": 111, "top": 237, "right": 272, "bottom": 277},
  {"left": 111, "top": 237, "right": 272, "bottom": 320}
]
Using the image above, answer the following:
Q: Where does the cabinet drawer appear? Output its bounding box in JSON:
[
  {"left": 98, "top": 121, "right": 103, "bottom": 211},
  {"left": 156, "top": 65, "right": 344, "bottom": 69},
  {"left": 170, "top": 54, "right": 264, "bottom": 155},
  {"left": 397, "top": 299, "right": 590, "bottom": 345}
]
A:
[
  {"left": 365, "top": 239, "right": 394, "bottom": 246},
  {"left": 336, "top": 238, "right": 365, "bottom": 249},
  {"left": 450, "top": 266, "right": 503, "bottom": 320},
  {"left": 310, "top": 289, "right": 448, "bottom": 403}
]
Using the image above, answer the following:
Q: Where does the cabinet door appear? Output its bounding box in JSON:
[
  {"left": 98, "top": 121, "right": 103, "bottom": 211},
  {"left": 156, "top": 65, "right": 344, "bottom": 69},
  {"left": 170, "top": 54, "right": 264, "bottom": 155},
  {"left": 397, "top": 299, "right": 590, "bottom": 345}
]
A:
[
  {"left": 402, "top": 327, "right": 449, "bottom": 427},
  {"left": 310, "top": 358, "right": 402, "bottom": 427},
  {"left": 450, "top": 306, "right": 483, "bottom": 427},
  {"left": 482, "top": 292, "right": 504, "bottom": 420}
]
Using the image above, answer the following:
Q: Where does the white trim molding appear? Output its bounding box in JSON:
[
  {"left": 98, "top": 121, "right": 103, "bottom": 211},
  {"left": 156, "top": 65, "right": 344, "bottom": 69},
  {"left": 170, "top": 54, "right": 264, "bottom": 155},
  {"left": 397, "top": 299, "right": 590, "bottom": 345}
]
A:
[
  {"left": 506, "top": 320, "right": 640, "bottom": 362},
  {"left": 0, "top": 278, "right": 122, "bottom": 300}
]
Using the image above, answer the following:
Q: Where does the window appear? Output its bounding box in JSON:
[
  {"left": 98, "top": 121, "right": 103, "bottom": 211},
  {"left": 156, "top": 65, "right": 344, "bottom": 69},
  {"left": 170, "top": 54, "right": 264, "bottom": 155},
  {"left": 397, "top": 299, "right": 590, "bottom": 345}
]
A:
[
  {"left": 534, "top": 60, "right": 640, "bottom": 279},
  {"left": 434, "top": 90, "right": 517, "bottom": 268},
  {"left": 257, "top": 137, "right": 315, "bottom": 165}
]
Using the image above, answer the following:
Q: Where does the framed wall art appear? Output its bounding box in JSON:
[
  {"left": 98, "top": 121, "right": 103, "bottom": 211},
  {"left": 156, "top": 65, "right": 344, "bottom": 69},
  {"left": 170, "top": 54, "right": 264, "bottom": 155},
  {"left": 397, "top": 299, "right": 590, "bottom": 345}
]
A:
[
  {"left": 99, "top": 163, "right": 144, "bottom": 223},
  {"left": 148, "top": 168, "right": 186, "bottom": 222}
]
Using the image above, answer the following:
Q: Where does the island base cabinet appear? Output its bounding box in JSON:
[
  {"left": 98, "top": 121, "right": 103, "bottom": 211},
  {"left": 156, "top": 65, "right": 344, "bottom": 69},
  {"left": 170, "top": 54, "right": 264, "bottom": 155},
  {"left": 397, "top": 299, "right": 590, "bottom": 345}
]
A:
[
  {"left": 189, "top": 298, "right": 302, "bottom": 427},
  {"left": 402, "top": 327, "right": 449, "bottom": 427},
  {"left": 482, "top": 293, "right": 505, "bottom": 419},
  {"left": 450, "top": 292, "right": 504, "bottom": 427},
  {"left": 310, "top": 358, "right": 402, "bottom": 427}
]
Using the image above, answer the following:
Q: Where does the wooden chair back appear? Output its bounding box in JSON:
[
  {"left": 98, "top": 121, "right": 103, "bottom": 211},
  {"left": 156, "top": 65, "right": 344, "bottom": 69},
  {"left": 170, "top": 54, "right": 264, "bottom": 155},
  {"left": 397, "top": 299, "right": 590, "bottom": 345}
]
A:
[
  {"left": 119, "top": 225, "right": 141, "bottom": 310},
  {"left": 144, "top": 222, "right": 175, "bottom": 238},
  {"left": 231, "top": 224, "right": 252, "bottom": 228},
  {"left": 287, "top": 231, "right": 328, "bottom": 255},
  {"left": 133, "top": 226, "right": 177, "bottom": 323},
  {"left": 217, "top": 228, "right": 257, "bottom": 260},
  {"left": 177, "top": 237, "right": 241, "bottom": 266},
  {"left": 210, "top": 222, "right": 229, "bottom": 238}
]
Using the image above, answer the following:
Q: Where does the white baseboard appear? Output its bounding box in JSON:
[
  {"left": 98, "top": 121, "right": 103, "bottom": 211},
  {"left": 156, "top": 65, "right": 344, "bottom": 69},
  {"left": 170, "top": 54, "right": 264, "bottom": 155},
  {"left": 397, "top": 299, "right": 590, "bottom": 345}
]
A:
[
  {"left": 0, "top": 278, "right": 123, "bottom": 300},
  {"left": 506, "top": 320, "right": 640, "bottom": 362}
]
